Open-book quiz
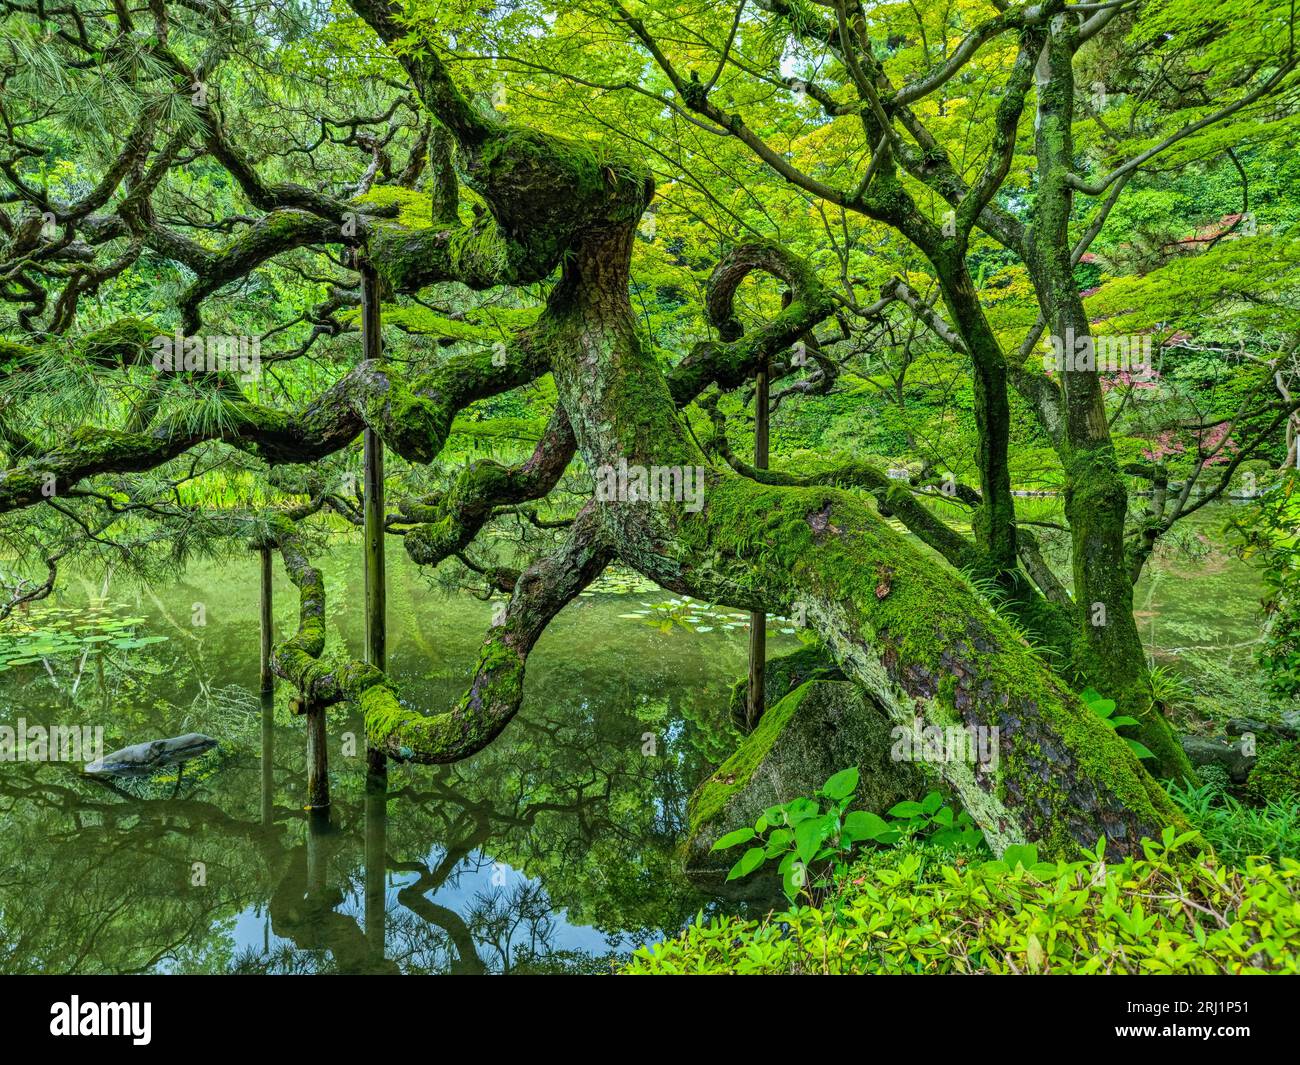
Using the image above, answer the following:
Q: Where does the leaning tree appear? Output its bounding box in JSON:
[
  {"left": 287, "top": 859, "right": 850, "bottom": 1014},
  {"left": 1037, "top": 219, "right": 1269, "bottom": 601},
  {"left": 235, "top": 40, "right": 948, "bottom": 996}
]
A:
[
  {"left": 498, "top": 0, "right": 1300, "bottom": 778},
  {"left": 12, "top": 0, "right": 1295, "bottom": 855}
]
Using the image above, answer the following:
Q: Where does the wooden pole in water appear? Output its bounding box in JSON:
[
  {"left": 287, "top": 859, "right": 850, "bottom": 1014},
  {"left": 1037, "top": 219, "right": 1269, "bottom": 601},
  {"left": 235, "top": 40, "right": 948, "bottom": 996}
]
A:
[
  {"left": 359, "top": 257, "right": 388, "bottom": 779},
  {"left": 305, "top": 700, "right": 330, "bottom": 813},
  {"left": 306, "top": 804, "right": 329, "bottom": 896},
  {"left": 259, "top": 545, "right": 274, "bottom": 825},
  {"left": 746, "top": 354, "right": 769, "bottom": 730},
  {"left": 259, "top": 546, "right": 274, "bottom": 694},
  {"left": 364, "top": 770, "right": 388, "bottom": 963},
  {"left": 363, "top": 429, "right": 386, "bottom": 673},
  {"left": 260, "top": 688, "right": 274, "bottom": 827}
]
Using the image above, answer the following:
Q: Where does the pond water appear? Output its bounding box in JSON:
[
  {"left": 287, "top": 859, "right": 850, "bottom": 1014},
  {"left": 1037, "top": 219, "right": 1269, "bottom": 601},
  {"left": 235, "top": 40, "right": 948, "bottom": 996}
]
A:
[{"left": 0, "top": 503, "right": 1266, "bottom": 973}]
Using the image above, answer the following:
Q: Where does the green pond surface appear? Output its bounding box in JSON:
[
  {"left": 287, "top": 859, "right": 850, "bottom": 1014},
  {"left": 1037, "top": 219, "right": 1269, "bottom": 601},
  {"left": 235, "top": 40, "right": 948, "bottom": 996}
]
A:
[{"left": 0, "top": 503, "right": 1267, "bottom": 973}]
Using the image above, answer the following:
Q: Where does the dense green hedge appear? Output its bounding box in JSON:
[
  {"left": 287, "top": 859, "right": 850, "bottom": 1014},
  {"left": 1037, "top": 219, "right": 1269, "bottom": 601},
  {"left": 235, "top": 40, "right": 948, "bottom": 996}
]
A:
[{"left": 623, "top": 834, "right": 1300, "bottom": 974}]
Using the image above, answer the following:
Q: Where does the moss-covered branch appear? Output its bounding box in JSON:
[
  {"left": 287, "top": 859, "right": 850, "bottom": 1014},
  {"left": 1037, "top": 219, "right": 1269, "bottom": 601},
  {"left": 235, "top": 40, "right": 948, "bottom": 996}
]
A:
[
  {"left": 668, "top": 240, "right": 838, "bottom": 403},
  {"left": 669, "top": 475, "right": 1188, "bottom": 858},
  {"left": 401, "top": 408, "right": 576, "bottom": 566},
  {"left": 272, "top": 507, "right": 611, "bottom": 762},
  {"left": 0, "top": 332, "right": 550, "bottom": 513}
]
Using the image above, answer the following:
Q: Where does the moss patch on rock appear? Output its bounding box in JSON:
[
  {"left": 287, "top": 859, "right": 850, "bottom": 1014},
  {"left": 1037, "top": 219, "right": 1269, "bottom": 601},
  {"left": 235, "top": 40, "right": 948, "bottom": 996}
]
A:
[
  {"left": 683, "top": 678, "right": 928, "bottom": 899},
  {"left": 726, "top": 643, "right": 844, "bottom": 731}
]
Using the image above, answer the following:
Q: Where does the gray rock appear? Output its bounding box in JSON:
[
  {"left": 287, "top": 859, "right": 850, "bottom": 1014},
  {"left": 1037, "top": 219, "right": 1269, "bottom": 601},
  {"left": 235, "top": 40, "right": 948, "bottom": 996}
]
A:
[
  {"left": 1179, "top": 734, "right": 1255, "bottom": 784},
  {"left": 727, "top": 644, "right": 844, "bottom": 731},
  {"left": 85, "top": 733, "right": 218, "bottom": 777},
  {"left": 1227, "top": 716, "right": 1299, "bottom": 741}
]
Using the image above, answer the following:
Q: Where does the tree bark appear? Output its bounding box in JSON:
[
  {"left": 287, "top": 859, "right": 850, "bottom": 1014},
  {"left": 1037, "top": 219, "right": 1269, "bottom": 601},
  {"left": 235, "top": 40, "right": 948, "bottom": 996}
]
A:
[
  {"left": 1027, "top": 23, "right": 1191, "bottom": 779},
  {"left": 747, "top": 355, "right": 769, "bottom": 730}
]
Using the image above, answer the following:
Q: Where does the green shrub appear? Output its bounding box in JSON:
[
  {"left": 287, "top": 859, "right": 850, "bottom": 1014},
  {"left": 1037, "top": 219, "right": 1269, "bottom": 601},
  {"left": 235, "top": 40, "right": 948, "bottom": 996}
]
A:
[
  {"left": 711, "top": 766, "right": 879, "bottom": 903},
  {"left": 623, "top": 832, "right": 1300, "bottom": 974},
  {"left": 1247, "top": 741, "right": 1300, "bottom": 805},
  {"left": 1168, "top": 778, "right": 1300, "bottom": 864},
  {"left": 711, "top": 769, "right": 985, "bottom": 905}
]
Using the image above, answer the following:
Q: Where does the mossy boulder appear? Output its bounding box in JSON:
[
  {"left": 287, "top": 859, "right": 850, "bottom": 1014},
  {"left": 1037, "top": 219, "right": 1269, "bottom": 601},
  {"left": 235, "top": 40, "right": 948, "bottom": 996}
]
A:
[
  {"left": 727, "top": 643, "right": 844, "bottom": 731},
  {"left": 684, "top": 678, "right": 928, "bottom": 900}
]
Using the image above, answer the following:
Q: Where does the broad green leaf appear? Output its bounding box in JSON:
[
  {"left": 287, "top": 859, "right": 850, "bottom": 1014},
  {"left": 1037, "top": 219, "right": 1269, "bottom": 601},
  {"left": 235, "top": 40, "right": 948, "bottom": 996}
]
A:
[
  {"left": 795, "top": 818, "right": 827, "bottom": 865},
  {"left": 1003, "top": 843, "right": 1039, "bottom": 870},
  {"left": 783, "top": 859, "right": 806, "bottom": 901},
  {"left": 785, "top": 797, "right": 819, "bottom": 825},
  {"left": 821, "top": 766, "right": 859, "bottom": 801},
  {"left": 842, "top": 810, "right": 890, "bottom": 842},
  {"left": 765, "top": 827, "right": 793, "bottom": 850},
  {"left": 710, "top": 827, "right": 755, "bottom": 852},
  {"left": 726, "top": 846, "right": 766, "bottom": 882}
]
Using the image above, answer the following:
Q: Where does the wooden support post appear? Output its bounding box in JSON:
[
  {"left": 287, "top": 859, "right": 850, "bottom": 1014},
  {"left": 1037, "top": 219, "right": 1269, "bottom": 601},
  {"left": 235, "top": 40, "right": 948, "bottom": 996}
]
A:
[
  {"left": 306, "top": 806, "right": 329, "bottom": 896},
  {"left": 258, "top": 545, "right": 276, "bottom": 824},
  {"left": 260, "top": 689, "right": 274, "bottom": 828},
  {"left": 746, "top": 354, "right": 770, "bottom": 730},
  {"left": 259, "top": 546, "right": 274, "bottom": 694},
  {"left": 305, "top": 701, "right": 330, "bottom": 813},
  {"left": 363, "top": 427, "right": 386, "bottom": 670},
  {"left": 360, "top": 258, "right": 388, "bottom": 776}
]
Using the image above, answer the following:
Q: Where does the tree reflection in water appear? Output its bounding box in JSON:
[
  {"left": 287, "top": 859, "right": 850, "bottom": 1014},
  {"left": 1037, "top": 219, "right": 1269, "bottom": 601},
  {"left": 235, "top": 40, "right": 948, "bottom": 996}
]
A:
[{"left": 0, "top": 650, "right": 735, "bottom": 973}]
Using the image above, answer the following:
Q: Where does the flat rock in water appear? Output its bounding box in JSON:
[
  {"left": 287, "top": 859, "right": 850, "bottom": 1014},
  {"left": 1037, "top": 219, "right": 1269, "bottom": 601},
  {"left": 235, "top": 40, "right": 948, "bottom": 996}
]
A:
[{"left": 85, "top": 733, "right": 218, "bottom": 777}]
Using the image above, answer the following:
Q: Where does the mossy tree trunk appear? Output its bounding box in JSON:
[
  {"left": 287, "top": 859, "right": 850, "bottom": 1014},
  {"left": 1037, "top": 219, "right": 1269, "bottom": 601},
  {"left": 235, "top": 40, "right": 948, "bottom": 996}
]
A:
[
  {"left": 360, "top": 257, "right": 388, "bottom": 779},
  {"left": 1028, "top": 23, "right": 1191, "bottom": 778},
  {"left": 747, "top": 355, "right": 769, "bottom": 730},
  {"left": 529, "top": 224, "right": 1182, "bottom": 858}
]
